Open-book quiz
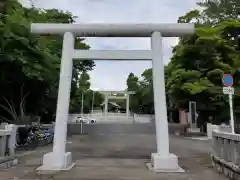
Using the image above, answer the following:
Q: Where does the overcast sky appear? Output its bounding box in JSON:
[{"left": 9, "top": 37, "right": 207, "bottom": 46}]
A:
[{"left": 22, "top": 0, "right": 198, "bottom": 91}]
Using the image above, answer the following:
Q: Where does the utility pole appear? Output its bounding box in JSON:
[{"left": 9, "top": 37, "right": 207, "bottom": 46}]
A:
[
  {"left": 91, "top": 91, "right": 95, "bottom": 113},
  {"left": 81, "top": 92, "right": 84, "bottom": 116}
]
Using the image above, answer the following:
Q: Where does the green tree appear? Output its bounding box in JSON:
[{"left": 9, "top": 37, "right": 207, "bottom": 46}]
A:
[
  {"left": 70, "top": 72, "right": 104, "bottom": 114},
  {"left": 125, "top": 0, "right": 240, "bottom": 126},
  {"left": 127, "top": 73, "right": 139, "bottom": 91},
  {"left": 0, "top": 0, "right": 94, "bottom": 123},
  {"left": 126, "top": 73, "right": 142, "bottom": 113},
  {"left": 197, "top": 0, "right": 240, "bottom": 24},
  {"left": 166, "top": 0, "right": 240, "bottom": 124},
  {"left": 126, "top": 70, "right": 154, "bottom": 114},
  {"left": 126, "top": 67, "right": 170, "bottom": 114}
]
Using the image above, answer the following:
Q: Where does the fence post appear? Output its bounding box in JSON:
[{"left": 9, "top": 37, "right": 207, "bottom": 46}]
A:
[{"left": 5, "top": 124, "right": 17, "bottom": 156}]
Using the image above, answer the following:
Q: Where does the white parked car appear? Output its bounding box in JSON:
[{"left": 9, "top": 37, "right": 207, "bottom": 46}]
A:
[{"left": 74, "top": 116, "right": 96, "bottom": 124}]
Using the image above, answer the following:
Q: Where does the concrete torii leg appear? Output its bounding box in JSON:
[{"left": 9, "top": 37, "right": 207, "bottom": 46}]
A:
[
  {"left": 126, "top": 94, "right": 130, "bottom": 117},
  {"left": 37, "top": 32, "right": 75, "bottom": 171},
  {"left": 150, "top": 31, "right": 183, "bottom": 172},
  {"left": 104, "top": 95, "right": 108, "bottom": 118},
  {"left": 103, "top": 92, "right": 131, "bottom": 117}
]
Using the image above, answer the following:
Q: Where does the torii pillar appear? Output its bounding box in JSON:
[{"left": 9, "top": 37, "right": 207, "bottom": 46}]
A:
[
  {"left": 104, "top": 94, "right": 108, "bottom": 117},
  {"left": 101, "top": 91, "right": 135, "bottom": 118},
  {"left": 126, "top": 94, "right": 130, "bottom": 117}
]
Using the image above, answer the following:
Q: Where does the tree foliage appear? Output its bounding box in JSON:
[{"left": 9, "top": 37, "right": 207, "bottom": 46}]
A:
[
  {"left": 70, "top": 72, "right": 104, "bottom": 114},
  {"left": 126, "top": 0, "right": 240, "bottom": 124},
  {"left": 0, "top": 0, "right": 95, "bottom": 123},
  {"left": 167, "top": 22, "right": 240, "bottom": 123}
]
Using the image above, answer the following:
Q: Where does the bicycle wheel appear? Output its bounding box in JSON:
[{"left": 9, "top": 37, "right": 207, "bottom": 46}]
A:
[
  {"left": 24, "top": 137, "right": 39, "bottom": 150},
  {"left": 48, "top": 135, "right": 54, "bottom": 143}
]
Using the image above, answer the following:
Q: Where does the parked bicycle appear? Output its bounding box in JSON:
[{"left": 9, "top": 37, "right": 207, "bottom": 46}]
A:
[
  {"left": 16, "top": 125, "right": 54, "bottom": 150},
  {"left": 34, "top": 126, "right": 54, "bottom": 145}
]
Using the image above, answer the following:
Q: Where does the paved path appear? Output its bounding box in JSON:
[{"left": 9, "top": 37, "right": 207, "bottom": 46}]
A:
[
  {"left": 81, "top": 123, "right": 156, "bottom": 134},
  {"left": 0, "top": 134, "right": 227, "bottom": 180}
]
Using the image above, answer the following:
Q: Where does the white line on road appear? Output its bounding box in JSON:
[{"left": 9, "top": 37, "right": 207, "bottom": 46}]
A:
[
  {"left": 98, "top": 134, "right": 125, "bottom": 136},
  {"left": 186, "top": 137, "right": 210, "bottom": 141}
]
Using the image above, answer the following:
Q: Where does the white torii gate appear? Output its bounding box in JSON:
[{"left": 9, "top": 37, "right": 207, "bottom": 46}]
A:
[
  {"left": 100, "top": 90, "right": 135, "bottom": 117},
  {"left": 31, "top": 23, "right": 195, "bottom": 172}
]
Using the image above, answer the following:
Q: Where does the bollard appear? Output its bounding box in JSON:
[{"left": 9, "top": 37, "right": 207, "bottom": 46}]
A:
[{"left": 80, "top": 120, "right": 84, "bottom": 135}]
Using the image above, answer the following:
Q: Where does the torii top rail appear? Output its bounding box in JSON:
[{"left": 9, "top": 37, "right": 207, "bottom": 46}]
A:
[
  {"left": 31, "top": 23, "right": 195, "bottom": 61},
  {"left": 31, "top": 23, "right": 194, "bottom": 37}
]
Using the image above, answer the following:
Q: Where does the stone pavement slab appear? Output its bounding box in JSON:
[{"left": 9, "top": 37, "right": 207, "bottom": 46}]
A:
[{"left": 0, "top": 134, "right": 227, "bottom": 180}]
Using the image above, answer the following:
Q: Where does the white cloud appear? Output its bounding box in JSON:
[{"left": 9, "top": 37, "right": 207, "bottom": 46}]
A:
[{"left": 22, "top": 0, "right": 198, "bottom": 90}]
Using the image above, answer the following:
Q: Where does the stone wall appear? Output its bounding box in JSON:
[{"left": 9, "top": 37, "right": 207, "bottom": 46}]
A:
[
  {"left": 207, "top": 123, "right": 220, "bottom": 139},
  {"left": 67, "top": 122, "right": 189, "bottom": 136},
  {"left": 68, "top": 113, "right": 137, "bottom": 123},
  {"left": 207, "top": 123, "right": 233, "bottom": 139},
  {"left": 212, "top": 131, "right": 240, "bottom": 179},
  {"left": 0, "top": 124, "right": 18, "bottom": 169}
]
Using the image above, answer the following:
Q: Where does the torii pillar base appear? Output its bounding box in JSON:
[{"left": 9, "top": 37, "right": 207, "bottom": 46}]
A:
[
  {"left": 147, "top": 153, "right": 184, "bottom": 173},
  {"left": 36, "top": 152, "right": 75, "bottom": 174}
]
